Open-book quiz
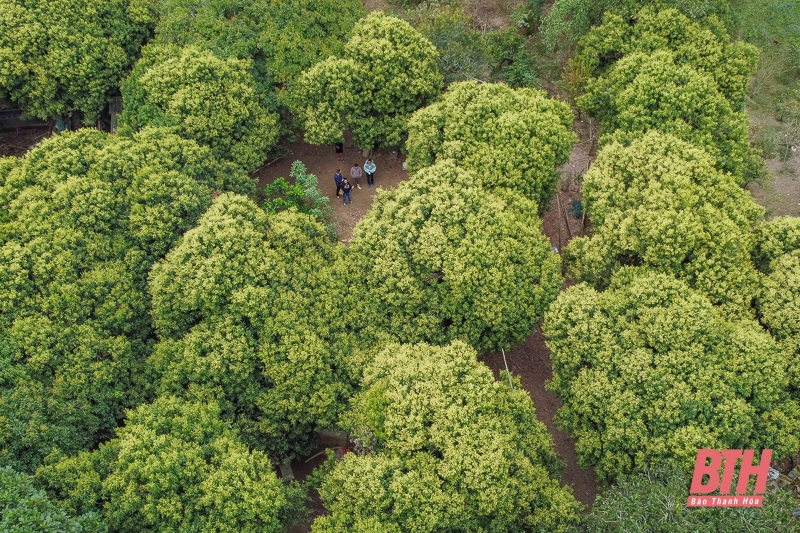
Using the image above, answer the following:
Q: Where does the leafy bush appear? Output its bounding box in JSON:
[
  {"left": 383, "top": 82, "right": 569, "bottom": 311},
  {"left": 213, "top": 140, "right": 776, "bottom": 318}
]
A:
[
  {"left": 263, "top": 161, "right": 337, "bottom": 238},
  {"left": 405, "top": 80, "right": 575, "bottom": 207},
  {"left": 313, "top": 341, "right": 582, "bottom": 533},
  {"left": 347, "top": 160, "right": 563, "bottom": 353},
  {"left": 544, "top": 269, "right": 799, "bottom": 481}
]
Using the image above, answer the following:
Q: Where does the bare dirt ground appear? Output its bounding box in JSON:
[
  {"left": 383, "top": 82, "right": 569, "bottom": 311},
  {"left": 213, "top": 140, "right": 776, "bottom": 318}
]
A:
[
  {"left": 254, "top": 134, "right": 409, "bottom": 243},
  {"left": 746, "top": 156, "right": 800, "bottom": 218}
]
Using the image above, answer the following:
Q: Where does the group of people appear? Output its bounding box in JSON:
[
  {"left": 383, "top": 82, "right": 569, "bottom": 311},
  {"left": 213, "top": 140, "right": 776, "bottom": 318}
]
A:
[{"left": 334, "top": 159, "right": 377, "bottom": 206}]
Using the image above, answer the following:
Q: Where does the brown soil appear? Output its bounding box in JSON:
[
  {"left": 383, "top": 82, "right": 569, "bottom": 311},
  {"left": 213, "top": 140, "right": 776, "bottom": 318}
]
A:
[{"left": 0, "top": 127, "right": 50, "bottom": 157}]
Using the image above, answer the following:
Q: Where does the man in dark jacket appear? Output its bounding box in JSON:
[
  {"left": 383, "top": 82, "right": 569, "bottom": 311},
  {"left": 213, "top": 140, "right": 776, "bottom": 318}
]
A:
[{"left": 334, "top": 169, "right": 344, "bottom": 197}]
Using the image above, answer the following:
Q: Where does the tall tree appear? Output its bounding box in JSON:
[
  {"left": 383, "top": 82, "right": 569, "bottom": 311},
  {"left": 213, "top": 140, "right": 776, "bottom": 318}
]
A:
[
  {"left": 544, "top": 269, "right": 799, "bottom": 481},
  {"left": 0, "top": 0, "right": 155, "bottom": 122},
  {"left": 313, "top": 341, "right": 581, "bottom": 533},
  {"left": 347, "top": 160, "right": 563, "bottom": 354},
  {"left": 405, "top": 81, "right": 576, "bottom": 208},
  {"left": 577, "top": 49, "right": 760, "bottom": 181},
  {"left": 291, "top": 12, "right": 443, "bottom": 148},
  {"left": 0, "top": 128, "right": 252, "bottom": 472},
  {"left": 36, "top": 397, "right": 305, "bottom": 533},
  {"left": 148, "top": 193, "right": 348, "bottom": 460},
  {"left": 119, "top": 45, "right": 279, "bottom": 171},
  {"left": 564, "top": 131, "right": 762, "bottom": 313}
]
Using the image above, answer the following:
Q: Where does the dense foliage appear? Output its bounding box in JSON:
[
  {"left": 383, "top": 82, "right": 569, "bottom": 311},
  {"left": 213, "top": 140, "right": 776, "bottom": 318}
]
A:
[
  {"left": 577, "top": 49, "right": 759, "bottom": 181},
  {"left": 405, "top": 81, "right": 576, "bottom": 207},
  {"left": 119, "top": 45, "right": 279, "bottom": 171},
  {"left": 0, "top": 0, "right": 155, "bottom": 122},
  {"left": 152, "top": 0, "right": 365, "bottom": 91},
  {"left": 37, "top": 397, "right": 305, "bottom": 533},
  {"left": 576, "top": 466, "right": 798, "bottom": 532},
  {"left": 348, "top": 161, "right": 562, "bottom": 354},
  {"left": 564, "top": 131, "right": 762, "bottom": 312},
  {"left": 313, "top": 341, "right": 581, "bottom": 532},
  {"left": 575, "top": 8, "right": 758, "bottom": 104},
  {"left": 263, "top": 160, "right": 337, "bottom": 237},
  {"left": 544, "top": 269, "right": 799, "bottom": 481},
  {"left": 148, "top": 193, "right": 348, "bottom": 460},
  {"left": 292, "top": 12, "right": 443, "bottom": 148},
  {"left": 0, "top": 466, "right": 106, "bottom": 533},
  {"left": 754, "top": 217, "right": 800, "bottom": 381},
  {"left": 0, "top": 129, "right": 252, "bottom": 472},
  {"left": 540, "top": 0, "right": 731, "bottom": 53}
]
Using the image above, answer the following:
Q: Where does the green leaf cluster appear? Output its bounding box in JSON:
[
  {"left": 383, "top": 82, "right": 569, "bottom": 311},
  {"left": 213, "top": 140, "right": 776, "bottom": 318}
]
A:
[
  {"left": 577, "top": 49, "right": 759, "bottom": 181},
  {"left": 313, "top": 341, "right": 581, "bottom": 532},
  {"left": 147, "top": 193, "right": 349, "bottom": 460},
  {"left": 0, "top": 0, "right": 155, "bottom": 122},
  {"left": 263, "top": 161, "right": 337, "bottom": 238},
  {"left": 540, "top": 0, "right": 731, "bottom": 54},
  {"left": 576, "top": 8, "right": 758, "bottom": 104},
  {"left": 0, "top": 466, "right": 106, "bottom": 533},
  {"left": 0, "top": 128, "right": 252, "bottom": 472},
  {"left": 151, "top": 0, "right": 365, "bottom": 93},
  {"left": 544, "top": 269, "right": 799, "bottom": 481},
  {"left": 291, "top": 12, "right": 443, "bottom": 148},
  {"left": 405, "top": 80, "right": 576, "bottom": 207},
  {"left": 119, "top": 45, "right": 279, "bottom": 171},
  {"left": 36, "top": 396, "right": 304, "bottom": 533},
  {"left": 347, "top": 160, "right": 563, "bottom": 354},
  {"left": 754, "top": 217, "right": 800, "bottom": 379},
  {"left": 564, "top": 131, "right": 763, "bottom": 313},
  {"left": 576, "top": 465, "right": 798, "bottom": 532}
]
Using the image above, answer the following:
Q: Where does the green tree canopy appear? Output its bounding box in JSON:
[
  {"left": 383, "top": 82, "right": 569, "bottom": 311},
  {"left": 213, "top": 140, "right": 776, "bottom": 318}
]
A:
[
  {"left": 313, "top": 341, "right": 581, "bottom": 533},
  {"left": 540, "top": 0, "right": 731, "bottom": 53},
  {"left": 151, "top": 0, "right": 365, "bottom": 92},
  {"left": 543, "top": 269, "right": 799, "bottom": 481},
  {"left": 0, "top": 466, "right": 106, "bottom": 533},
  {"left": 119, "top": 45, "right": 279, "bottom": 171},
  {"left": 0, "top": 0, "right": 155, "bottom": 122},
  {"left": 754, "top": 217, "right": 800, "bottom": 379},
  {"left": 405, "top": 81, "right": 576, "bottom": 207},
  {"left": 752, "top": 216, "right": 800, "bottom": 273},
  {"left": 36, "top": 396, "right": 304, "bottom": 533},
  {"left": 577, "top": 50, "right": 759, "bottom": 181},
  {"left": 0, "top": 128, "right": 252, "bottom": 472},
  {"left": 147, "top": 193, "right": 348, "bottom": 460},
  {"left": 347, "top": 160, "right": 563, "bottom": 354},
  {"left": 576, "top": 465, "right": 797, "bottom": 533},
  {"left": 576, "top": 8, "right": 758, "bottom": 104},
  {"left": 291, "top": 12, "right": 443, "bottom": 148},
  {"left": 564, "top": 132, "right": 762, "bottom": 313}
]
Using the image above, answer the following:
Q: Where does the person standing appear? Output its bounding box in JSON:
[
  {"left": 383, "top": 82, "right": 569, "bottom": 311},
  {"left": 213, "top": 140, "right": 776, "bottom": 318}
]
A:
[
  {"left": 334, "top": 142, "right": 344, "bottom": 162},
  {"left": 350, "top": 163, "right": 362, "bottom": 189},
  {"left": 342, "top": 178, "right": 353, "bottom": 205},
  {"left": 364, "top": 158, "right": 376, "bottom": 188},
  {"left": 334, "top": 169, "right": 344, "bottom": 197}
]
